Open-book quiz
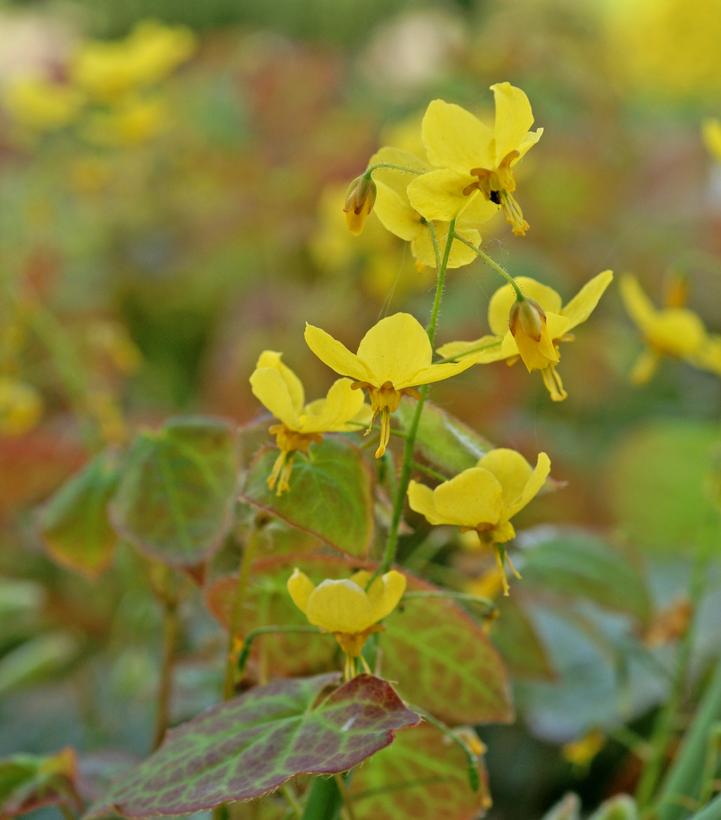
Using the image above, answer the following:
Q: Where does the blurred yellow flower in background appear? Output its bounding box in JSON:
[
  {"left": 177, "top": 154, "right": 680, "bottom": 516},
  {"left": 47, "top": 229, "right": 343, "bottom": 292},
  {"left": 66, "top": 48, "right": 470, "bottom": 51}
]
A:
[
  {"left": 3, "top": 76, "right": 84, "bottom": 133},
  {"left": 305, "top": 312, "right": 475, "bottom": 458},
  {"left": 0, "top": 378, "right": 43, "bottom": 436},
  {"left": 439, "top": 271, "right": 613, "bottom": 401},
  {"left": 620, "top": 274, "right": 721, "bottom": 383},
  {"left": 82, "top": 95, "right": 168, "bottom": 147},
  {"left": 408, "top": 448, "right": 550, "bottom": 594},
  {"left": 409, "top": 83, "right": 542, "bottom": 236},
  {"left": 287, "top": 568, "right": 406, "bottom": 673},
  {"left": 250, "top": 350, "right": 366, "bottom": 494},
  {"left": 703, "top": 119, "right": 721, "bottom": 162}
]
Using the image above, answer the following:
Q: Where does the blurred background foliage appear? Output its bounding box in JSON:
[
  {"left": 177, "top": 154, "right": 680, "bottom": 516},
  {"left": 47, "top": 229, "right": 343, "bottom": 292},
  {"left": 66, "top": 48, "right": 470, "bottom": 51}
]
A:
[{"left": 1, "top": 0, "right": 721, "bottom": 817}]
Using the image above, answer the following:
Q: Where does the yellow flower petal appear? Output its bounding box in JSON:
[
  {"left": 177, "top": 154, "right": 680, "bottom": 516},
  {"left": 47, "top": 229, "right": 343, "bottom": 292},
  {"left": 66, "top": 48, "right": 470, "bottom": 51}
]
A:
[
  {"left": 421, "top": 99, "right": 493, "bottom": 173},
  {"left": 691, "top": 334, "right": 721, "bottom": 375},
  {"left": 256, "top": 350, "right": 305, "bottom": 411},
  {"left": 513, "top": 128, "right": 544, "bottom": 164},
  {"left": 304, "top": 324, "right": 372, "bottom": 383},
  {"left": 407, "top": 480, "right": 444, "bottom": 524},
  {"left": 703, "top": 119, "right": 721, "bottom": 161},
  {"left": 298, "top": 377, "right": 365, "bottom": 434},
  {"left": 369, "top": 146, "right": 429, "bottom": 189},
  {"left": 506, "top": 451, "right": 550, "bottom": 517},
  {"left": 411, "top": 225, "right": 481, "bottom": 269},
  {"left": 306, "top": 579, "right": 375, "bottom": 633},
  {"left": 630, "top": 349, "right": 659, "bottom": 384},
  {"left": 287, "top": 569, "right": 315, "bottom": 615},
  {"left": 477, "top": 448, "right": 534, "bottom": 511},
  {"left": 561, "top": 270, "right": 614, "bottom": 331},
  {"left": 366, "top": 570, "right": 407, "bottom": 622},
  {"left": 432, "top": 467, "right": 504, "bottom": 528},
  {"left": 374, "top": 180, "right": 422, "bottom": 241},
  {"left": 437, "top": 334, "right": 513, "bottom": 364},
  {"left": 491, "top": 82, "right": 535, "bottom": 164},
  {"left": 356, "top": 312, "right": 433, "bottom": 386},
  {"left": 648, "top": 310, "right": 707, "bottom": 356},
  {"left": 249, "top": 366, "right": 301, "bottom": 429},
  {"left": 488, "top": 277, "right": 563, "bottom": 337},
  {"left": 406, "top": 357, "right": 477, "bottom": 388},
  {"left": 407, "top": 169, "right": 475, "bottom": 222},
  {"left": 619, "top": 275, "right": 657, "bottom": 332}
]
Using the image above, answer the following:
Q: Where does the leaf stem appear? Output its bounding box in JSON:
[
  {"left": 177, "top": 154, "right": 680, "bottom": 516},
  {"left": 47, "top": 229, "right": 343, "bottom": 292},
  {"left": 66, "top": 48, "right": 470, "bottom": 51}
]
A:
[
  {"left": 236, "top": 625, "right": 323, "bottom": 678},
  {"left": 364, "top": 162, "right": 422, "bottom": 177},
  {"left": 151, "top": 574, "right": 179, "bottom": 750},
  {"left": 452, "top": 234, "right": 524, "bottom": 300}
]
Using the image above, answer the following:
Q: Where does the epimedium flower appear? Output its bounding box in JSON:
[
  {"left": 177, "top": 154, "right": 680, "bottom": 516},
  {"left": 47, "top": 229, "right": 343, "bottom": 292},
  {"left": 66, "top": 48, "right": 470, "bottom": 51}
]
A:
[
  {"left": 287, "top": 568, "right": 406, "bottom": 678},
  {"left": 250, "top": 351, "right": 366, "bottom": 495},
  {"left": 370, "top": 146, "right": 499, "bottom": 269},
  {"left": 343, "top": 174, "right": 377, "bottom": 235},
  {"left": 620, "top": 274, "right": 721, "bottom": 383},
  {"left": 408, "top": 448, "right": 551, "bottom": 595},
  {"left": 304, "top": 312, "right": 476, "bottom": 458},
  {"left": 438, "top": 271, "right": 614, "bottom": 402},
  {"left": 407, "top": 82, "right": 543, "bottom": 237}
]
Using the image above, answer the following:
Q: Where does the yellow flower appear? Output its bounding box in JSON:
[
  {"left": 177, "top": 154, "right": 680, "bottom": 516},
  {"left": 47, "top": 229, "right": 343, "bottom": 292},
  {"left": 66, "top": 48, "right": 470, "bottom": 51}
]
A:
[
  {"left": 304, "top": 313, "right": 475, "bottom": 458},
  {"left": 371, "top": 146, "right": 498, "bottom": 269},
  {"left": 703, "top": 119, "right": 721, "bottom": 162},
  {"left": 562, "top": 730, "right": 605, "bottom": 768},
  {"left": 72, "top": 21, "right": 195, "bottom": 101},
  {"left": 250, "top": 351, "right": 366, "bottom": 494},
  {"left": 620, "top": 274, "right": 721, "bottom": 383},
  {"left": 287, "top": 568, "right": 406, "bottom": 674},
  {"left": 343, "top": 174, "right": 377, "bottom": 235},
  {"left": 82, "top": 96, "right": 168, "bottom": 147},
  {"left": 408, "top": 83, "right": 543, "bottom": 236},
  {"left": 3, "top": 77, "right": 84, "bottom": 133},
  {"left": 438, "top": 271, "right": 614, "bottom": 401},
  {"left": 0, "top": 378, "right": 43, "bottom": 436},
  {"left": 408, "top": 449, "right": 551, "bottom": 594}
]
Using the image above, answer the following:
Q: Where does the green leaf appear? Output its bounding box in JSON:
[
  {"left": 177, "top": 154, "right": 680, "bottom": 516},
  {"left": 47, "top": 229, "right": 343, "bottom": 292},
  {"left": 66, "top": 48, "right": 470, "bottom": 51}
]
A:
[
  {"left": 541, "top": 793, "right": 581, "bottom": 820},
  {"left": 206, "top": 554, "right": 512, "bottom": 725},
  {"left": 87, "top": 674, "right": 419, "bottom": 817},
  {"left": 397, "top": 398, "right": 490, "bottom": 475},
  {"left": 349, "top": 724, "right": 491, "bottom": 819},
  {"left": 0, "top": 633, "right": 78, "bottom": 697},
  {"left": 492, "top": 596, "right": 555, "bottom": 681},
  {"left": 0, "top": 748, "right": 78, "bottom": 817},
  {"left": 38, "top": 451, "right": 119, "bottom": 577},
  {"left": 520, "top": 528, "right": 652, "bottom": 625},
  {"left": 605, "top": 420, "right": 721, "bottom": 555},
  {"left": 240, "top": 437, "right": 373, "bottom": 558},
  {"left": 588, "top": 795, "right": 638, "bottom": 820},
  {"left": 111, "top": 417, "right": 238, "bottom": 567}
]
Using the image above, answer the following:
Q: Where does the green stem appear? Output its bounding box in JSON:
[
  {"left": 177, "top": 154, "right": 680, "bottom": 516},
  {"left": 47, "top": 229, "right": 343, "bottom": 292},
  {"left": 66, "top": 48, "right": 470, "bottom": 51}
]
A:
[
  {"left": 403, "top": 589, "right": 497, "bottom": 617},
  {"left": 435, "top": 338, "right": 502, "bottom": 364},
  {"left": 364, "top": 162, "right": 422, "bottom": 177},
  {"left": 236, "top": 625, "right": 322, "bottom": 678},
  {"left": 302, "top": 778, "right": 343, "bottom": 820},
  {"left": 377, "top": 220, "right": 454, "bottom": 574},
  {"left": 152, "top": 590, "right": 179, "bottom": 750},
  {"left": 223, "top": 529, "right": 261, "bottom": 700},
  {"left": 636, "top": 556, "right": 708, "bottom": 810},
  {"left": 452, "top": 234, "right": 524, "bottom": 300}
]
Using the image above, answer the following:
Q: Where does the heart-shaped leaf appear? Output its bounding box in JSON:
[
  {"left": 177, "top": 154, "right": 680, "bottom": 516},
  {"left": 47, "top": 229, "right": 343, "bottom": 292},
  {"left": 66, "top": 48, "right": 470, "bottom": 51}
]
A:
[
  {"left": 397, "top": 398, "right": 490, "bottom": 475},
  {"left": 38, "top": 451, "right": 119, "bottom": 577},
  {"left": 349, "top": 724, "right": 491, "bottom": 819},
  {"left": 111, "top": 417, "right": 238, "bottom": 567},
  {"left": 240, "top": 437, "right": 373, "bottom": 558},
  {"left": 86, "top": 674, "right": 419, "bottom": 817}
]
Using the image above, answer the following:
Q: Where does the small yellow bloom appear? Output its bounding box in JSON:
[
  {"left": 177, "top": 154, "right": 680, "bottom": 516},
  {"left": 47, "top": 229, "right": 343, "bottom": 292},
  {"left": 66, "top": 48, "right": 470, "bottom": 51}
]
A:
[
  {"left": 409, "top": 83, "right": 543, "bottom": 236},
  {"left": 3, "top": 77, "right": 84, "bottom": 133},
  {"left": 82, "top": 95, "right": 168, "bottom": 147},
  {"left": 371, "top": 146, "right": 498, "bottom": 268},
  {"left": 250, "top": 351, "right": 366, "bottom": 494},
  {"left": 620, "top": 274, "right": 721, "bottom": 383},
  {"left": 343, "top": 174, "right": 377, "bottom": 235},
  {"left": 0, "top": 378, "right": 43, "bottom": 436},
  {"left": 703, "top": 119, "right": 721, "bottom": 162},
  {"left": 562, "top": 730, "right": 605, "bottom": 768},
  {"left": 408, "top": 449, "right": 551, "bottom": 594},
  {"left": 287, "top": 568, "right": 406, "bottom": 674},
  {"left": 304, "top": 313, "right": 475, "bottom": 458},
  {"left": 438, "top": 271, "right": 614, "bottom": 401}
]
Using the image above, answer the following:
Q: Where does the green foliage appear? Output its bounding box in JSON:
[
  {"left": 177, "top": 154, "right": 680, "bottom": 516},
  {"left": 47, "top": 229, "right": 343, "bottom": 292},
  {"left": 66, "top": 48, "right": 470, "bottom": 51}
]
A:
[
  {"left": 241, "top": 438, "right": 374, "bottom": 558},
  {"left": 111, "top": 417, "right": 238, "bottom": 567},
  {"left": 589, "top": 795, "right": 639, "bottom": 820},
  {"left": 0, "top": 749, "right": 79, "bottom": 817},
  {"left": 39, "top": 451, "right": 120, "bottom": 577},
  {"left": 492, "top": 596, "right": 555, "bottom": 681},
  {"left": 87, "top": 674, "right": 419, "bottom": 816}
]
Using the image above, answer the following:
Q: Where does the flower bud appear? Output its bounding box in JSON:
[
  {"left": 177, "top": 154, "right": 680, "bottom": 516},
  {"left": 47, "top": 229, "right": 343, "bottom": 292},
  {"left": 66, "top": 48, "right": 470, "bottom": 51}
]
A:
[
  {"left": 509, "top": 297, "right": 546, "bottom": 342},
  {"left": 664, "top": 271, "right": 688, "bottom": 309},
  {"left": 343, "top": 174, "right": 376, "bottom": 236}
]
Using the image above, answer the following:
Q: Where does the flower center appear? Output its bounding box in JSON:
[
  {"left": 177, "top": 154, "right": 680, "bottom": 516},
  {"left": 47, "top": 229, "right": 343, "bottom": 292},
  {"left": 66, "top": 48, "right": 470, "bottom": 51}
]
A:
[
  {"left": 461, "top": 154, "right": 529, "bottom": 237},
  {"left": 351, "top": 380, "right": 420, "bottom": 458},
  {"left": 266, "top": 424, "right": 322, "bottom": 495}
]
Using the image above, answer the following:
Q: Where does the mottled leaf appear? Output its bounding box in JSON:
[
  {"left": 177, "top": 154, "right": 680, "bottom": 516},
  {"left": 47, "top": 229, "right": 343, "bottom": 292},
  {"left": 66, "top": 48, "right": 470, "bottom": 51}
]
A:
[
  {"left": 0, "top": 748, "right": 79, "bottom": 817},
  {"left": 208, "top": 555, "right": 512, "bottom": 726},
  {"left": 492, "top": 596, "right": 555, "bottom": 681},
  {"left": 111, "top": 417, "right": 238, "bottom": 567},
  {"left": 350, "top": 724, "right": 491, "bottom": 819},
  {"left": 605, "top": 420, "right": 721, "bottom": 555},
  {"left": 397, "top": 398, "right": 490, "bottom": 475},
  {"left": 520, "top": 528, "right": 652, "bottom": 625},
  {"left": 86, "top": 674, "right": 419, "bottom": 817},
  {"left": 240, "top": 437, "right": 373, "bottom": 558},
  {"left": 38, "top": 451, "right": 119, "bottom": 577}
]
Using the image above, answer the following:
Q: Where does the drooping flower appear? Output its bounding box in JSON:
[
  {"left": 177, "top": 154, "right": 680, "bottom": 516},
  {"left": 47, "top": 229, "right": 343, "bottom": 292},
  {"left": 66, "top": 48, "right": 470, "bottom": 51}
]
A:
[
  {"left": 620, "top": 274, "right": 721, "bottom": 383},
  {"left": 250, "top": 351, "right": 366, "bottom": 494},
  {"left": 408, "top": 449, "right": 550, "bottom": 594},
  {"left": 371, "top": 146, "right": 499, "bottom": 269},
  {"left": 304, "top": 313, "right": 475, "bottom": 458},
  {"left": 343, "top": 174, "right": 377, "bottom": 235},
  {"left": 408, "top": 83, "right": 543, "bottom": 236},
  {"left": 438, "top": 271, "right": 614, "bottom": 401},
  {"left": 287, "top": 568, "right": 406, "bottom": 677}
]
